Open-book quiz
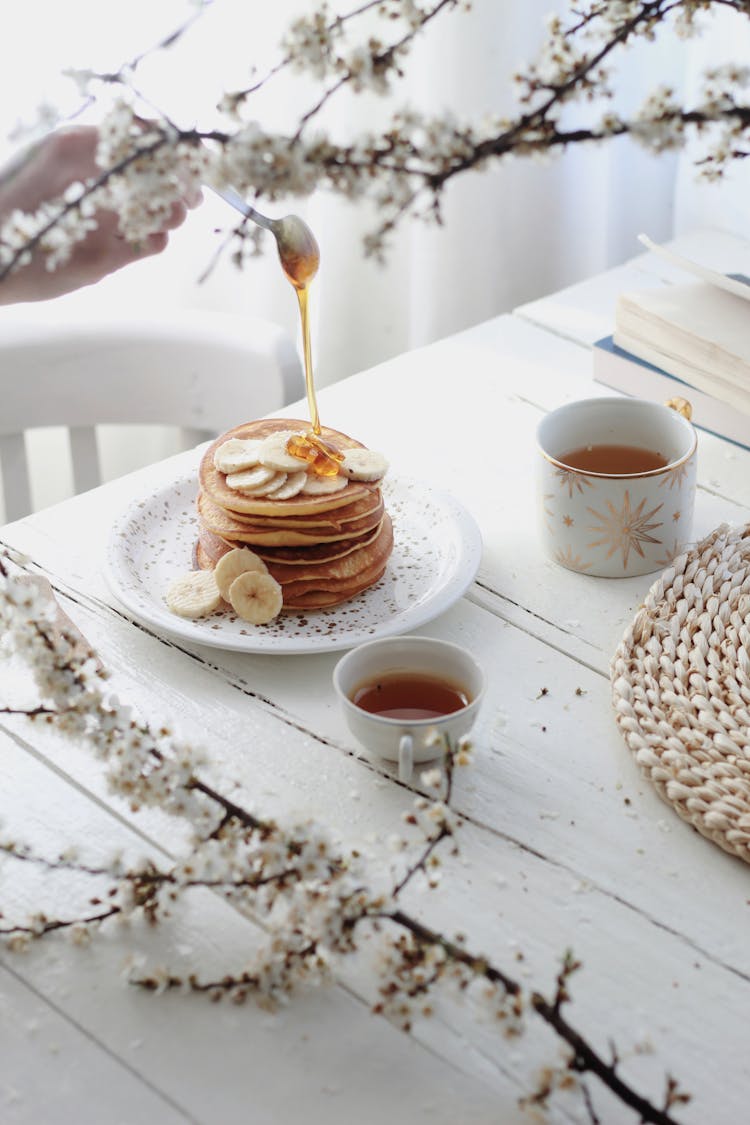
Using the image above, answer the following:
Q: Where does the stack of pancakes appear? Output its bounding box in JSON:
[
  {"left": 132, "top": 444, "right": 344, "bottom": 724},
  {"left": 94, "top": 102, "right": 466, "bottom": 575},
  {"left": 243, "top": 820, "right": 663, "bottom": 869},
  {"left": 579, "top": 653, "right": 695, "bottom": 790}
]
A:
[{"left": 196, "top": 418, "right": 393, "bottom": 610}]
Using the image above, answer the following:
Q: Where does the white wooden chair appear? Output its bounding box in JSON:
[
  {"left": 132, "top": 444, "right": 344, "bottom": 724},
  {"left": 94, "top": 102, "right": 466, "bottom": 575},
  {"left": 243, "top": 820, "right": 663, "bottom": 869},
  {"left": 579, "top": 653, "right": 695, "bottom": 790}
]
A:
[{"left": 0, "top": 310, "right": 301, "bottom": 522}]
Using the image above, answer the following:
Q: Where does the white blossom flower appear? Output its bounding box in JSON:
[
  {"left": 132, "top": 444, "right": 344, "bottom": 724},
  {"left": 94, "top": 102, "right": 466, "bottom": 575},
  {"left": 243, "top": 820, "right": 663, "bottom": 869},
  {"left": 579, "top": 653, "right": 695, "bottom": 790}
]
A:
[{"left": 420, "top": 768, "right": 443, "bottom": 790}]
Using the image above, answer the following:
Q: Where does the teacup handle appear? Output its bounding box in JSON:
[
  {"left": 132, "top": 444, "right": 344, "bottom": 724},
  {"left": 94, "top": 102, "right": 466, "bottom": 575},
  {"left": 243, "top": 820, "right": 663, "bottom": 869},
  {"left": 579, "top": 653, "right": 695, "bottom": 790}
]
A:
[{"left": 398, "top": 734, "right": 413, "bottom": 783}]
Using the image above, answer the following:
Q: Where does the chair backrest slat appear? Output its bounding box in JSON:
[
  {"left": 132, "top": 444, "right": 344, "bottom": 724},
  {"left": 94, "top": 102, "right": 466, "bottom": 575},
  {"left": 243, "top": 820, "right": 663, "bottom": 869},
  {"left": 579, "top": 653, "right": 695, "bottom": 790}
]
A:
[
  {"left": 69, "top": 426, "right": 101, "bottom": 496},
  {"left": 0, "top": 311, "right": 301, "bottom": 524},
  {"left": 0, "top": 432, "right": 32, "bottom": 524}
]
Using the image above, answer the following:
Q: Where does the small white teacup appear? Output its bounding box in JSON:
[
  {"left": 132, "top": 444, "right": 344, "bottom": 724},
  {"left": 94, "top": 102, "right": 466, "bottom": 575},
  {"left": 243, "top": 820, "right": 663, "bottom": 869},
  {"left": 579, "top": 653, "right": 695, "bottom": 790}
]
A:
[
  {"left": 536, "top": 396, "right": 698, "bottom": 578},
  {"left": 333, "top": 636, "right": 485, "bottom": 782}
]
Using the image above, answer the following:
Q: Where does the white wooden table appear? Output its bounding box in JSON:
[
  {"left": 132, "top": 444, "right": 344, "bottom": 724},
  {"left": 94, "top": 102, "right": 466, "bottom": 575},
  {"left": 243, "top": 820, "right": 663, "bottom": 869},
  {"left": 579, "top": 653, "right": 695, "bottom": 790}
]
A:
[{"left": 2, "top": 229, "right": 750, "bottom": 1125}]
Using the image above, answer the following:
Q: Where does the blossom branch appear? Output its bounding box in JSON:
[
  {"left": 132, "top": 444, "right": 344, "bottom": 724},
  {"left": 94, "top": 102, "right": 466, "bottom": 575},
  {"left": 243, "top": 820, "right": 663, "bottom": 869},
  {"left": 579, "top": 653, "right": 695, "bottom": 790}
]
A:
[
  {"left": 0, "top": 705, "right": 58, "bottom": 717},
  {"left": 530, "top": 990, "right": 689, "bottom": 1124},
  {"left": 0, "top": 132, "right": 170, "bottom": 283},
  {"left": 0, "top": 702, "right": 683, "bottom": 1125},
  {"left": 65, "top": 0, "right": 216, "bottom": 94},
  {"left": 0, "top": 840, "right": 333, "bottom": 902},
  {"left": 391, "top": 751, "right": 456, "bottom": 898},
  {"left": 224, "top": 0, "right": 422, "bottom": 107},
  {"left": 0, "top": 541, "right": 689, "bottom": 1123},
  {"left": 3, "top": 1, "right": 750, "bottom": 270},
  {"left": 293, "top": 0, "right": 458, "bottom": 139},
  {"left": 0, "top": 906, "right": 121, "bottom": 941}
]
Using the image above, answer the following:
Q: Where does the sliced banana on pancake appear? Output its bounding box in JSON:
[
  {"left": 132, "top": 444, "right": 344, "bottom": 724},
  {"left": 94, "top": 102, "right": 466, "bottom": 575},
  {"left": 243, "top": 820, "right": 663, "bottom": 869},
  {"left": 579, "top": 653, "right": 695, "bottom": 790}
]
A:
[
  {"left": 213, "top": 438, "right": 263, "bottom": 474},
  {"left": 226, "top": 465, "right": 281, "bottom": 492},
  {"left": 166, "top": 571, "right": 222, "bottom": 618},
  {"left": 264, "top": 469, "right": 309, "bottom": 500},
  {"left": 214, "top": 547, "right": 269, "bottom": 600},
  {"left": 340, "top": 448, "right": 388, "bottom": 482},
  {"left": 301, "top": 473, "right": 349, "bottom": 495},
  {"left": 229, "top": 571, "right": 284, "bottom": 625},
  {"left": 258, "top": 432, "right": 310, "bottom": 472}
]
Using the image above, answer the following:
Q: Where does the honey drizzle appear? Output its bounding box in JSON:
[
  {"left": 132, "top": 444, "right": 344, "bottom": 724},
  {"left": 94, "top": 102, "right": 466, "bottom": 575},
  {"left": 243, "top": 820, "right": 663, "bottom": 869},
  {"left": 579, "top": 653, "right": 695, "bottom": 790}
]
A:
[
  {"left": 281, "top": 233, "right": 343, "bottom": 476},
  {"left": 294, "top": 282, "right": 321, "bottom": 437}
]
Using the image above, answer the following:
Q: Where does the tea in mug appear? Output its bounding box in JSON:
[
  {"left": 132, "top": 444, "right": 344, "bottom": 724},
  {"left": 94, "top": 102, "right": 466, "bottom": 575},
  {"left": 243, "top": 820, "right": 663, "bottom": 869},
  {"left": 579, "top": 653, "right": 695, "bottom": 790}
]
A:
[
  {"left": 351, "top": 672, "right": 469, "bottom": 721},
  {"left": 559, "top": 443, "right": 668, "bottom": 474}
]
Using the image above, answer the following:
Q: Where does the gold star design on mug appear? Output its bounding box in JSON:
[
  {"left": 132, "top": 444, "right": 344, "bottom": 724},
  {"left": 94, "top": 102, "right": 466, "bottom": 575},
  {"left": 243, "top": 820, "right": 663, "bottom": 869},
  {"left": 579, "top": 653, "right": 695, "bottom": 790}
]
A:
[
  {"left": 672, "top": 510, "right": 681, "bottom": 522},
  {"left": 554, "top": 467, "right": 594, "bottom": 499},
  {"left": 654, "top": 539, "right": 683, "bottom": 568},
  {"left": 543, "top": 492, "right": 555, "bottom": 530},
  {"left": 553, "top": 546, "right": 592, "bottom": 572},
  {"left": 586, "top": 490, "right": 664, "bottom": 569},
  {"left": 658, "top": 459, "right": 692, "bottom": 490},
  {"left": 563, "top": 514, "right": 574, "bottom": 527}
]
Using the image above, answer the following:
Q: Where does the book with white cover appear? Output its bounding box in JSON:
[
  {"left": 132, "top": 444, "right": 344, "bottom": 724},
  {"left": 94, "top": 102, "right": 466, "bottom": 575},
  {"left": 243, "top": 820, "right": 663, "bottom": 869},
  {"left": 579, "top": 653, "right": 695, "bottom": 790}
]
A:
[
  {"left": 615, "top": 280, "right": 750, "bottom": 393},
  {"left": 592, "top": 335, "right": 750, "bottom": 451},
  {"left": 594, "top": 234, "right": 750, "bottom": 446},
  {"left": 611, "top": 235, "right": 750, "bottom": 398}
]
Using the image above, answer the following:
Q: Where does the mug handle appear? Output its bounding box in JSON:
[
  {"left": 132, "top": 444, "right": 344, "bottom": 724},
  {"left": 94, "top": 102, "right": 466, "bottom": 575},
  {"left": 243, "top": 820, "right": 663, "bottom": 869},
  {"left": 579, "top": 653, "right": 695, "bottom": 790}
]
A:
[
  {"left": 665, "top": 397, "right": 692, "bottom": 421},
  {"left": 398, "top": 734, "right": 413, "bottom": 783}
]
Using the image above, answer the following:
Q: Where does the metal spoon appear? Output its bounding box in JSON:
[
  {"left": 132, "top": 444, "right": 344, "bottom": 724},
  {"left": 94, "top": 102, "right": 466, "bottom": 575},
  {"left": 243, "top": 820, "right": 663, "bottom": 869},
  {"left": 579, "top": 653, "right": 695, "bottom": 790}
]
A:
[{"left": 213, "top": 186, "right": 320, "bottom": 289}]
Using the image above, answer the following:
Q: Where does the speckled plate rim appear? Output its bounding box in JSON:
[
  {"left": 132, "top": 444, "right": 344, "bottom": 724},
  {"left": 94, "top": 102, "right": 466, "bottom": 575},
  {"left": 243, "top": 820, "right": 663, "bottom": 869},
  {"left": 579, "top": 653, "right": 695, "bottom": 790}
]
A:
[{"left": 103, "top": 472, "right": 483, "bottom": 655}]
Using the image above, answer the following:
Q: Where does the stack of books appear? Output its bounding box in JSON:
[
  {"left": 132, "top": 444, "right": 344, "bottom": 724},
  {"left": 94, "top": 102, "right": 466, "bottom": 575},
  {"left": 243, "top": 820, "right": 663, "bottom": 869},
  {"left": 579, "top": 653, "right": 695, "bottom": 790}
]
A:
[{"left": 593, "top": 235, "right": 750, "bottom": 450}]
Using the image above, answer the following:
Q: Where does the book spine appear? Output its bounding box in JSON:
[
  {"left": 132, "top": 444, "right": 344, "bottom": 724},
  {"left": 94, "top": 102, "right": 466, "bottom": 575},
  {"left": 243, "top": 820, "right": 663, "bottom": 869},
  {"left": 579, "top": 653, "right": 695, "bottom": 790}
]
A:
[{"left": 592, "top": 338, "right": 750, "bottom": 451}]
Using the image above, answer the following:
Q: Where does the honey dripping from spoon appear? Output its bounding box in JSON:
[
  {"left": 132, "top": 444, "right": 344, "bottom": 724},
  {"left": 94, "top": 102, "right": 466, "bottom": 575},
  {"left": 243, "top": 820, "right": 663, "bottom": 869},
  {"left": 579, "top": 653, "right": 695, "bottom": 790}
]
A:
[{"left": 274, "top": 216, "right": 343, "bottom": 477}]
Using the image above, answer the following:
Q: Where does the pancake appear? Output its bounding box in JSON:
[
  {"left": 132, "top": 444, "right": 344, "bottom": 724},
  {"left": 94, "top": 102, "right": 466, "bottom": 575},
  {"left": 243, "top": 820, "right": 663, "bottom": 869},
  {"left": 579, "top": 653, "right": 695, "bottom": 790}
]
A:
[
  {"left": 195, "top": 415, "right": 394, "bottom": 615},
  {"left": 267, "top": 516, "right": 392, "bottom": 587},
  {"left": 200, "top": 419, "right": 372, "bottom": 517},
  {"left": 211, "top": 488, "right": 383, "bottom": 530},
  {"left": 276, "top": 552, "right": 390, "bottom": 600},
  {"left": 195, "top": 515, "right": 392, "bottom": 610},
  {"left": 198, "top": 520, "right": 385, "bottom": 568},
  {"left": 197, "top": 491, "right": 385, "bottom": 546},
  {"left": 257, "top": 524, "right": 383, "bottom": 565},
  {"left": 195, "top": 542, "right": 387, "bottom": 611},
  {"left": 283, "top": 567, "right": 387, "bottom": 610},
  {"left": 198, "top": 526, "right": 234, "bottom": 563}
]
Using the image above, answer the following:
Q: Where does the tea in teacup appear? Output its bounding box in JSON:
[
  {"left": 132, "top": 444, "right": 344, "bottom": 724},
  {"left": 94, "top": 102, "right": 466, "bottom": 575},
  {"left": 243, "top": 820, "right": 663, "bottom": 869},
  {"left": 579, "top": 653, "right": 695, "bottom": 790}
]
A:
[
  {"left": 350, "top": 671, "right": 470, "bottom": 721},
  {"left": 558, "top": 443, "right": 668, "bottom": 475}
]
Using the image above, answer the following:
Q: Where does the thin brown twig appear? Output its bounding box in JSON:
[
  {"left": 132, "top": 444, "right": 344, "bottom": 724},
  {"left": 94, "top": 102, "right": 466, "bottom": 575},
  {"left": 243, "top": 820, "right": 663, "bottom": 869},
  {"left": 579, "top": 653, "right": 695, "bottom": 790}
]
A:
[
  {"left": 391, "top": 751, "right": 455, "bottom": 898},
  {"left": 0, "top": 706, "right": 58, "bottom": 717},
  {"left": 530, "top": 991, "right": 684, "bottom": 1125},
  {"left": 0, "top": 906, "right": 120, "bottom": 938}
]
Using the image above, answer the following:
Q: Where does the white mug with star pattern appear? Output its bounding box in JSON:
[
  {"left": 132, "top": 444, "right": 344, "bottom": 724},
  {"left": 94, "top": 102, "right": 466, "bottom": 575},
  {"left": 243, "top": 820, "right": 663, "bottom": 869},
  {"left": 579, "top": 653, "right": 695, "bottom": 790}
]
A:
[{"left": 536, "top": 397, "right": 698, "bottom": 578}]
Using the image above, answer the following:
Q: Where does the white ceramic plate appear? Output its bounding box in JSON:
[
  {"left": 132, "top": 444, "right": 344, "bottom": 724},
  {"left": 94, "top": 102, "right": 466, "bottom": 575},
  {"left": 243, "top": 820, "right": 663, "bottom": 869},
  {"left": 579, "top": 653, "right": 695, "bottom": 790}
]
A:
[{"left": 104, "top": 473, "right": 483, "bottom": 655}]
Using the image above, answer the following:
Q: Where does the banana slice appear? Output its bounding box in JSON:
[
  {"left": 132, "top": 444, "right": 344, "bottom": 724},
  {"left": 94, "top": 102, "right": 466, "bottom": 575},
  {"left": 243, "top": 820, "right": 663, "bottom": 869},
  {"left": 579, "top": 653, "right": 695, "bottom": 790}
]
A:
[
  {"left": 213, "top": 438, "right": 263, "bottom": 474},
  {"left": 264, "top": 470, "right": 308, "bottom": 500},
  {"left": 340, "top": 448, "right": 389, "bottom": 482},
  {"left": 214, "top": 548, "right": 269, "bottom": 601},
  {"left": 249, "top": 473, "right": 292, "bottom": 496},
  {"left": 229, "top": 571, "right": 284, "bottom": 625},
  {"left": 301, "top": 472, "right": 349, "bottom": 495},
  {"left": 257, "top": 432, "right": 310, "bottom": 472},
  {"left": 226, "top": 465, "right": 281, "bottom": 492},
  {"left": 166, "top": 571, "right": 222, "bottom": 618}
]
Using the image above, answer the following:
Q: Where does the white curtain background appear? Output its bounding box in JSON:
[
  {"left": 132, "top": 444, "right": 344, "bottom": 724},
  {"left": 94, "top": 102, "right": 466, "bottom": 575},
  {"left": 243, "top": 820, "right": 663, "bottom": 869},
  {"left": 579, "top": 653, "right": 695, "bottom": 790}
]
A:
[
  {"left": 1, "top": 0, "right": 744, "bottom": 513},
  {"left": 674, "top": 8, "right": 750, "bottom": 240}
]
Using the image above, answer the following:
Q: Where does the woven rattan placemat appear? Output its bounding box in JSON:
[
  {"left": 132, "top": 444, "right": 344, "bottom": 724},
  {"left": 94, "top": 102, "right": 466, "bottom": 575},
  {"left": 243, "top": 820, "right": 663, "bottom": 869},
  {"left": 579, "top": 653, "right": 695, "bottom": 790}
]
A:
[{"left": 611, "top": 523, "right": 750, "bottom": 864}]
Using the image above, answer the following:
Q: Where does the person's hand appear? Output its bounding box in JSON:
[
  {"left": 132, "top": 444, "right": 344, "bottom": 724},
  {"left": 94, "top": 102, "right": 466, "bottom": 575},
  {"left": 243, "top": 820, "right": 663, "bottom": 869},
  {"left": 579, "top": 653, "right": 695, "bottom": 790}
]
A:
[{"left": 0, "top": 125, "right": 200, "bottom": 304}]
